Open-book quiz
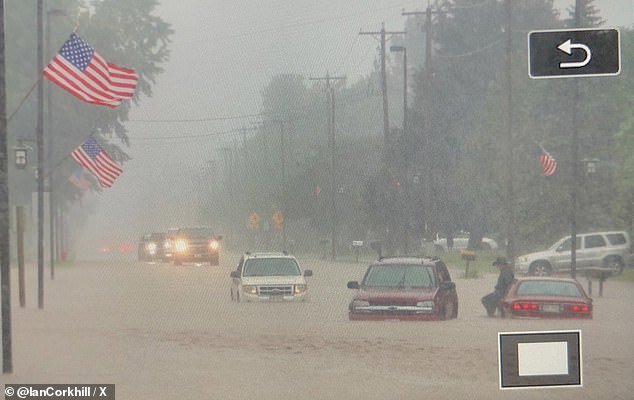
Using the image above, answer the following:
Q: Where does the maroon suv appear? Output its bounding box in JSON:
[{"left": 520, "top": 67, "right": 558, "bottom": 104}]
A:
[{"left": 347, "top": 256, "right": 459, "bottom": 321}]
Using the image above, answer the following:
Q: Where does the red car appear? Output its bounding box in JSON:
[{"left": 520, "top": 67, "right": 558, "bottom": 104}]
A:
[
  {"left": 499, "top": 277, "right": 592, "bottom": 319},
  {"left": 347, "top": 256, "right": 458, "bottom": 321}
]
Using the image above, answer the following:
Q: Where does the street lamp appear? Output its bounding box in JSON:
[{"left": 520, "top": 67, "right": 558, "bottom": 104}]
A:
[
  {"left": 582, "top": 158, "right": 599, "bottom": 175},
  {"left": 14, "top": 143, "right": 28, "bottom": 169}
]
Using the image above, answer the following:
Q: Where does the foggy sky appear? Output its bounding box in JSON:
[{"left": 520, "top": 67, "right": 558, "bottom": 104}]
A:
[{"left": 75, "top": 0, "right": 633, "bottom": 254}]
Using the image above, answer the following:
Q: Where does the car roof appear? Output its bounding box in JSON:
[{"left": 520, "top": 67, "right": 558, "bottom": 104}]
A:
[
  {"left": 560, "top": 230, "right": 628, "bottom": 238},
  {"left": 372, "top": 256, "right": 441, "bottom": 266},
  {"left": 514, "top": 276, "right": 581, "bottom": 284},
  {"left": 243, "top": 252, "right": 297, "bottom": 259}
]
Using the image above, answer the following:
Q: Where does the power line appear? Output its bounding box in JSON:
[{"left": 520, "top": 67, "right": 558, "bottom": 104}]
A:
[
  {"left": 128, "top": 112, "right": 266, "bottom": 123},
  {"left": 174, "top": 2, "right": 419, "bottom": 46}
]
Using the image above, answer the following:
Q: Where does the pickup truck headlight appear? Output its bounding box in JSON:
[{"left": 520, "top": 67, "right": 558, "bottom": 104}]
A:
[
  {"left": 146, "top": 242, "right": 158, "bottom": 254},
  {"left": 209, "top": 240, "right": 220, "bottom": 251},
  {"left": 294, "top": 284, "right": 307, "bottom": 295},
  {"left": 174, "top": 239, "right": 187, "bottom": 252},
  {"left": 242, "top": 285, "right": 257, "bottom": 295}
]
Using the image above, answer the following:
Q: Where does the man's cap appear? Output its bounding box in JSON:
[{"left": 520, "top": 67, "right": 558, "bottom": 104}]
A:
[{"left": 492, "top": 256, "right": 510, "bottom": 266}]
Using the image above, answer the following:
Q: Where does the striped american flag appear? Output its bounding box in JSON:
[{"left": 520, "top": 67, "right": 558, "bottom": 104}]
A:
[
  {"left": 539, "top": 146, "right": 557, "bottom": 177},
  {"left": 43, "top": 33, "right": 137, "bottom": 108},
  {"left": 70, "top": 137, "right": 123, "bottom": 188}
]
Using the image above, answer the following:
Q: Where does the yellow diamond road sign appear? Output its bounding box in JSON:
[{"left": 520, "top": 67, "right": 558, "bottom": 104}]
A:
[
  {"left": 249, "top": 212, "right": 260, "bottom": 229},
  {"left": 272, "top": 211, "right": 284, "bottom": 230}
]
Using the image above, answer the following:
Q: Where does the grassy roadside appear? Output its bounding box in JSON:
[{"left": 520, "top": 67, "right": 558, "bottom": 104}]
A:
[
  {"left": 615, "top": 267, "right": 634, "bottom": 282},
  {"left": 294, "top": 247, "right": 504, "bottom": 279},
  {"left": 302, "top": 248, "right": 634, "bottom": 283}
]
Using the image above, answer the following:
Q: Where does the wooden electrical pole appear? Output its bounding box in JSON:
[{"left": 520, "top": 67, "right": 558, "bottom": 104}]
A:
[
  {"left": 0, "top": 0, "right": 13, "bottom": 374},
  {"left": 309, "top": 73, "right": 345, "bottom": 260},
  {"left": 360, "top": 24, "right": 405, "bottom": 166}
]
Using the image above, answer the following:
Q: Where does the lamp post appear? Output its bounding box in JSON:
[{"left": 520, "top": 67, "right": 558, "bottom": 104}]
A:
[{"left": 46, "top": 8, "right": 66, "bottom": 278}]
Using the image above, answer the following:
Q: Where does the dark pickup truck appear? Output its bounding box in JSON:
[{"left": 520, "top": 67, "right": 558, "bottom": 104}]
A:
[{"left": 171, "top": 227, "right": 222, "bottom": 266}]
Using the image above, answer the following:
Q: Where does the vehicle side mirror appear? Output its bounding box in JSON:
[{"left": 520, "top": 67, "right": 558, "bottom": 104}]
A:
[
  {"left": 216, "top": 235, "right": 223, "bottom": 241},
  {"left": 440, "top": 281, "right": 455, "bottom": 291},
  {"left": 347, "top": 281, "right": 359, "bottom": 289},
  {"left": 230, "top": 271, "right": 240, "bottom": 278},
  {"left": 304, "top": 270, "right": 313, "bottom": 277}
]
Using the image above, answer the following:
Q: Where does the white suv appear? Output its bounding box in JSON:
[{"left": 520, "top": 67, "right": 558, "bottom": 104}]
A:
[
  {"left": 515, "top": 231, "right": 631, "bottom": 276},
  {"left": 230, "top": 252, "right": 313, "bottom": 302}
]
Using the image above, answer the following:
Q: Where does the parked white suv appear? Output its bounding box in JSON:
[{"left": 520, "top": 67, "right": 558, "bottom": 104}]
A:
[
  {"left": 515, "top": 231, "right": 631, "bottom": 276},
  {"left": 230, "top": 252, "right": 313, "bottom": 302},
  {"left": 433, "top": 233, "right": 498, "bottom": 251}
]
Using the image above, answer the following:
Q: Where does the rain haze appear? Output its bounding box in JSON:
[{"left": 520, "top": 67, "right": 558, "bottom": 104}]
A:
[
  {"left": 75, "top": 0, "right": 633, "bottom": 253},
  {"left": 4, "top": 1, "right": 634, "bottom": 399}
]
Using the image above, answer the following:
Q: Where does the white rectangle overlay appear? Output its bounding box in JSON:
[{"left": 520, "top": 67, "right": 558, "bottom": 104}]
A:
[{"left": 518, "top": 341, "right": 568, "bottom": 376}]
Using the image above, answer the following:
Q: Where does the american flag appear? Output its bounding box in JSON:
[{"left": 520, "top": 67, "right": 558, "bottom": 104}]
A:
[
  {"left": 539, "top": 145, "right": 557, "bottom": 177},
  {"left": 43, "top": 33, "right": 137, "bottom": 108},
  {"left": 70, "top": 137, "right": 123, "bottom": 188},
  {"left": 68, "top": 167, "right": 91, "bottom": 191}
]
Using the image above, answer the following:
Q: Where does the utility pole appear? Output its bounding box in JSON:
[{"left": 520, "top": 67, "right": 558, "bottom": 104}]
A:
[
  {"left": 570, "top": 0, "right": 583, "bottom": 279},
  {"left": 360, "top": 23, "right": 405, "bottom": 166},
  {"left": 503, "top": 0, "right": 516, "bottom": 265},
  {"left": 309, "top": 73, "right": 345, "bottom": 261},
  {"left": 37, "top": 0, "right": 45, "bottom": 309},
  {"left": 403, "top": 4, "right": 440, "bottom": 155},
  {"left": 222, "top": 147, "right": 234, "bottom": 241},
  {"left": 279, "top": 120, "right": 287, "bottom": 252},
  {"left": 0, "top": 0, "right": 13, "bottom": 374}
]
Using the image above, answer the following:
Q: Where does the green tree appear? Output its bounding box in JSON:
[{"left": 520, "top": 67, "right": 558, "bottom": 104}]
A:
[{"left": 7, "top": 0, "right": 172, "bottom": 210}]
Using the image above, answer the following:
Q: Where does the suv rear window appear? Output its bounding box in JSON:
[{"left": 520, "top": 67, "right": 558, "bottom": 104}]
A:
[
  {"left": 585, "top": 235, "right": 606, "bottom": 249},
  {"left": 606, "top": 233, "right": 627, "bottom": 245}
]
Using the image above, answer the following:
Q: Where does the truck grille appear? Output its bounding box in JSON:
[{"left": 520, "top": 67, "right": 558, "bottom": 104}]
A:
[
  {"left": 370, "top": 300, "right": 417, "bottom": 307},
  {"left": 259, "top": 285, "right": 293, "bottom": 296}
]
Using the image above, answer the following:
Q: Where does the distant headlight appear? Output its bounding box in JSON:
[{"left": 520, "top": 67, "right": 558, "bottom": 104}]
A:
[
  {"left": 294, "top": 284, "right": 307, "bottom": 295},
  {"left": 146, "top": 242, "right": 158, "bottom": 254},
  {"left": 242, "top": 285, "right": 257, "bottom": 295},
  {"left": 209, "top": 240, "right": 220, "bottom": 251},
  {"left": 352, "top": 300, "right": 370, "bottom": 309},
  {"left": 416, "top": 301, "right": 434, "bottom": 311},
  {"left": 174, "top": 239, "right": 187, "bottom": 252},
  {"left": 163, "top": 241, "right": 171, "bottom": 249}
]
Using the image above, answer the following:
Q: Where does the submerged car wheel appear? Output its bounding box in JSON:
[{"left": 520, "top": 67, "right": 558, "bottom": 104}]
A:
[
  {"left": 603, "top": 257, "right": 624, "bottom": 276},
  {"left": 529, "top": 261, "right": 551, "bottom": 276}
]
